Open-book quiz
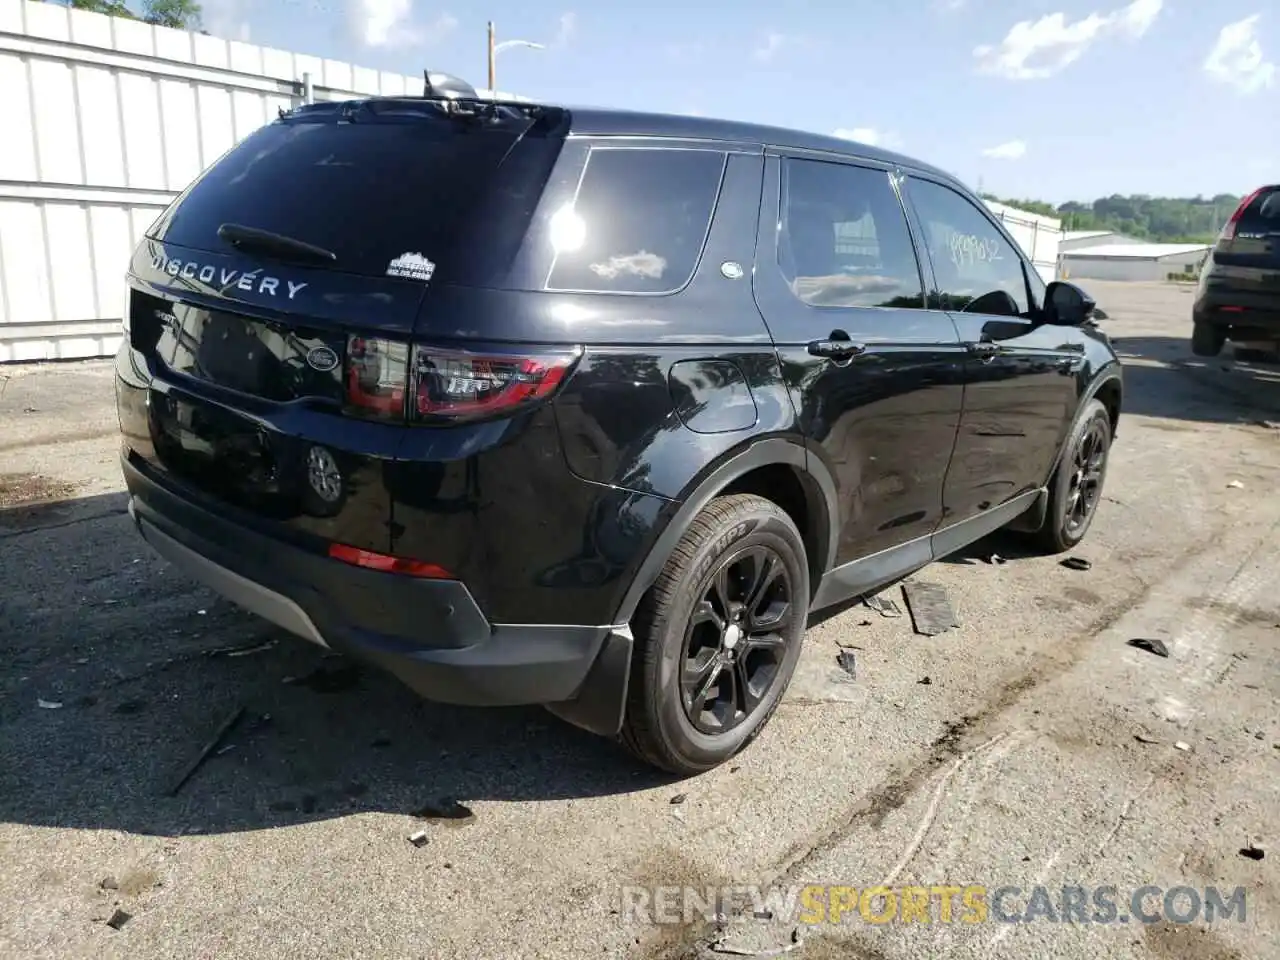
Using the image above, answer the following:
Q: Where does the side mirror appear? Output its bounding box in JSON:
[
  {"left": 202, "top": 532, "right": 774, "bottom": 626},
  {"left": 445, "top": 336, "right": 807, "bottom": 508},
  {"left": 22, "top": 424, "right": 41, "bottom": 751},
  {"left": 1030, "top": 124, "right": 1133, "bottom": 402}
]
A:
[{"left": 1044, "top": 281, "right": 1096, "bottom": 326}]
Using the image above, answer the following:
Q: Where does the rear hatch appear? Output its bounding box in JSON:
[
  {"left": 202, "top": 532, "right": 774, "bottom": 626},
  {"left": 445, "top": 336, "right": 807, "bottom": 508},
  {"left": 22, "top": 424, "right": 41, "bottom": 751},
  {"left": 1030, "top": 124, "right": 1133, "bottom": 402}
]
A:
[
  {"left": 1205, "top": 185, "right": 1280, "bottom": 311},
  {"left": 123, "top": 97, "right": 568, "bottom": 552}
]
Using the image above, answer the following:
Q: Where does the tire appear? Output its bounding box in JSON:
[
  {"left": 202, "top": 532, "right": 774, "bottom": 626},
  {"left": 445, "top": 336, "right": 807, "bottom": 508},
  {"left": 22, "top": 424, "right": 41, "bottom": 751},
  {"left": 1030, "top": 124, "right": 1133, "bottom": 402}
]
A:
[
  {"left": 620, "top": 494, "right": 810, "bottom": 776},
  {"left": 1031, "top": 398, "right": 1112, "bottom": 554},
  {"left": 1191, "top": 321, "right": 1224, "bottom": 357}
]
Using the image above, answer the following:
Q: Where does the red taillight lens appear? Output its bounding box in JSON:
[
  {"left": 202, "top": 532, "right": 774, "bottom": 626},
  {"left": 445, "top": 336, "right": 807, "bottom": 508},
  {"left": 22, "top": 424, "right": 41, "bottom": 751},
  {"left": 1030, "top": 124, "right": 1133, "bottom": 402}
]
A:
[
  {"left": 328, "top": 543, "right": 453, "bottom": 579},
  {"left": 345, "top": 336, "right": 409, "bottom": 420},
  {"left": 410, "top": 345, "right": 582, "bottom": 423}
]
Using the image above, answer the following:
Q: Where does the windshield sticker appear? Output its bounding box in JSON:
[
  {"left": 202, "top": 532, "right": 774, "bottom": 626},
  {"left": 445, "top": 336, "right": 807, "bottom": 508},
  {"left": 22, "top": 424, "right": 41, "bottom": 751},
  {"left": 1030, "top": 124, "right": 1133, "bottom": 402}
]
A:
[{"left": 386, "top": 252, "right": 437, "bottom": 283}]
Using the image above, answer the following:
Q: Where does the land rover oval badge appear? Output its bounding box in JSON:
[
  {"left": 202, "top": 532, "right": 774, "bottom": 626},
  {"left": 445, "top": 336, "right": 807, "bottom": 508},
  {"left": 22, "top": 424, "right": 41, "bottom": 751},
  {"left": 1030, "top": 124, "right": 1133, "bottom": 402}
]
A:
[{"left": 306, "top": 345, "right": 339, "bottom": 372}]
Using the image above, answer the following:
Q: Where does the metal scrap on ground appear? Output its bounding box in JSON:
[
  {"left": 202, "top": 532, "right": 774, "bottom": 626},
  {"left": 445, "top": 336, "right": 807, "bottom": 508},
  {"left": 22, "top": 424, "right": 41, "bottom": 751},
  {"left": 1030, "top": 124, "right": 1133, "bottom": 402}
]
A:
[
  {"left": 901, "top": 581, "right": 960, "bottom": 636},
  {"left": 863, "top": 593, "right": 903, "bottom": 618},
  {"left": 836, "top": 650, "right": 857, "bottom": 680},
  {"left": 1128, "top": 637, "right": 1170, "bottom": 658},
  {"left": 166, "top": 705, "right": 245, "bottom": 796}
]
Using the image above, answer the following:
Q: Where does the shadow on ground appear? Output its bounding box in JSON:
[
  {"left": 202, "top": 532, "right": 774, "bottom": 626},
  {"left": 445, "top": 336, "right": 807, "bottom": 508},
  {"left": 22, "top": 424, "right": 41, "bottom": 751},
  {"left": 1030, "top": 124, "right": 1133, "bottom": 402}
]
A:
[
  {"left": 1106, "top": 334, "right": 1280, "bottom": 425},
  {"left": 0, "top": 491, "right": 674, "bottom": 841}
]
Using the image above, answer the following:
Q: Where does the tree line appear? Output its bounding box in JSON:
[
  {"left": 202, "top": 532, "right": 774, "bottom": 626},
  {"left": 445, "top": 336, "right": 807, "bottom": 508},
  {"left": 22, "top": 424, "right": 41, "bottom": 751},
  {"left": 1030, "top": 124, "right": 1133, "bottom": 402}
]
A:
[
  {"left": 981, "top": 191, "right": 1243, "bottom": 244},
  {"left": 47, "top": 0, "right": 203, "bottom": 32}
]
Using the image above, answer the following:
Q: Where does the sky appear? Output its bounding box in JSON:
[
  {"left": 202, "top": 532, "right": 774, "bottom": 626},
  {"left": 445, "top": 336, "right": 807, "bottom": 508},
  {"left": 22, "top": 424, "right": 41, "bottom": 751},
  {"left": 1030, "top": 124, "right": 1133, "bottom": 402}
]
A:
[{"left": 183, "top": 0, "right": 1276, "bottom": 203}]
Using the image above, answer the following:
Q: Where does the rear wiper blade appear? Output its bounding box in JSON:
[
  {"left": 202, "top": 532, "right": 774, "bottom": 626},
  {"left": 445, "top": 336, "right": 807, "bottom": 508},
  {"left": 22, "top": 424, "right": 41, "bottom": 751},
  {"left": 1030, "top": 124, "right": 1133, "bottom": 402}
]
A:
[{"left": 216, "top": 223, "right": 337, "bottom": 264}]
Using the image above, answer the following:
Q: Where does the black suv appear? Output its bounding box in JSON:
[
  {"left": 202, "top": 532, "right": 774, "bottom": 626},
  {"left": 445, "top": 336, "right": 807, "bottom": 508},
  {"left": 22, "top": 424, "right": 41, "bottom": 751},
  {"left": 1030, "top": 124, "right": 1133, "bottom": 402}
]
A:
[
  {"left": 1193, "top": 184, "right": 1280, "bottom": 360},
  {"left": 116, "top": 76, "right": 1122, "bottom": 775}
]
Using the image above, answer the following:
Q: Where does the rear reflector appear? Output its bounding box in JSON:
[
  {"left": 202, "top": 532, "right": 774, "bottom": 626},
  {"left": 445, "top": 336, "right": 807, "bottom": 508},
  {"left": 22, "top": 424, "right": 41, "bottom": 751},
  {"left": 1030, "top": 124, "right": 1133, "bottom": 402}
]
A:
[{"left": 328, "top": 543, "right": 453, "bottom": 579}]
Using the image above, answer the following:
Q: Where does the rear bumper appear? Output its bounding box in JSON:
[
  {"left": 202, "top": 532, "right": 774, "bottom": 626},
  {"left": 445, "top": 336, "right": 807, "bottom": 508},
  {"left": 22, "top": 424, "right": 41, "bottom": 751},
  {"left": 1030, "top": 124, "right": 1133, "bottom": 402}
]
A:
[
  {"left": 124, "top": 455, "right": 632, "bottom": 733},
  {"left": 1194, "top": 288, "right": 1280, "bottom": 335}
]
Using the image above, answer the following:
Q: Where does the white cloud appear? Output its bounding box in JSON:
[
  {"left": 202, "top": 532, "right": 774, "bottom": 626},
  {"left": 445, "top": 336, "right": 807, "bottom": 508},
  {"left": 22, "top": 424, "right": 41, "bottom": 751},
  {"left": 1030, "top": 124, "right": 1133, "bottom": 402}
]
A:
[
  {"left": 350, "top": 0, "right": 457, "bottom": 49},
  {"left": 553, "top": 11, "right": 576, "bottom": 46},
  {"left": 1203, "top": 14, "right": 1276, "bottom": 95},
  {"left": 974, "top": 0, "right": 1163, "bottom": 80},
  {"left": 982, "top": 140, "right": 1028, "bottom": 160},
  {"left": 832, "top": 127, "right": 905, "bottom": 150}
]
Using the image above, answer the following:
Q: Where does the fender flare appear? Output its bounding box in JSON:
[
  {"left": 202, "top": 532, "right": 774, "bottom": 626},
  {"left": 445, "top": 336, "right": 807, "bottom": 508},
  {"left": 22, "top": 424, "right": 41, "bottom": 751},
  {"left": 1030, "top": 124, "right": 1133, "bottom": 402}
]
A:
[
  {"left": 1047, "top": 364, "right": 1123, "bottom": 483},
  {"left": 612, "top": 437, "right": 839, "bottom": 625}
]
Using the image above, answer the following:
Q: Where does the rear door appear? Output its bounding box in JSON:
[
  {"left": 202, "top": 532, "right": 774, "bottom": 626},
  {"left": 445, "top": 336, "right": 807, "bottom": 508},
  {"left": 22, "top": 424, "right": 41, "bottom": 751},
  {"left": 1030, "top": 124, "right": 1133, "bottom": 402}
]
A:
[
  {"left": 899, "top": 174, "right": 1081, "bottom": 533},
  {"left": 752, "top": 151, "right": 965, "bottom": 593},
  {"left": 122, "top": 100, "right": 565, "bottom": 551}
]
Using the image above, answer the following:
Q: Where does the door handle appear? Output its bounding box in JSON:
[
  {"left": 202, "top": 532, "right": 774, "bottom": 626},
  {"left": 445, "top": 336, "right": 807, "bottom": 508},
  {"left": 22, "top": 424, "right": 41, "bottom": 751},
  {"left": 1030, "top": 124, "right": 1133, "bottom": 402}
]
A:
[
  {"left": 808, "top": 339, "right": 867, "bottom": 360},
  {"left": 965, "top": 341, "right": 1000, "bottom": 362}
]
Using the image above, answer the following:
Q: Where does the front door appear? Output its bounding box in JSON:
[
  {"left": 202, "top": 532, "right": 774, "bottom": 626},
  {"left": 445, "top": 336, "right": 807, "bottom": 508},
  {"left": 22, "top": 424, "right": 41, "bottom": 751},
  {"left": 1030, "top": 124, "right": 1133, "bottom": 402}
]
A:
[
  {"left": 752, "top": 153, "right": 966, "bottom": 603},
  {"left": 900, "top": 175, "right": 1082, "bottom": 535}
]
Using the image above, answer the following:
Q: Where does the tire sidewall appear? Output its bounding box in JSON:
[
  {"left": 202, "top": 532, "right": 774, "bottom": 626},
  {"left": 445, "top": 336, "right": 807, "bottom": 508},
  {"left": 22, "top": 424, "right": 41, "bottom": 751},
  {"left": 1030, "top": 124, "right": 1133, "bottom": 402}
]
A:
[
  {"left": 1050, "top": 399, "right": 1112, "bottom": 547},
  {"left": 651, "top": 509, "right": 809, "bottom": 769}
]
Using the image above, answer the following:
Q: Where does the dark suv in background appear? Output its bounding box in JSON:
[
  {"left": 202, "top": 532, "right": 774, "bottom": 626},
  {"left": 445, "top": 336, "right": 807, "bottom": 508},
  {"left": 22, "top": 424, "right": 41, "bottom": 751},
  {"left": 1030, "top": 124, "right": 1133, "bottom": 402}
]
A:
[
  {"left": 116, "top": 74, "right": 1122, "bottom": 775},
  {"left": 1193, "top": 184, "right": 1280, "bottom": 360}
]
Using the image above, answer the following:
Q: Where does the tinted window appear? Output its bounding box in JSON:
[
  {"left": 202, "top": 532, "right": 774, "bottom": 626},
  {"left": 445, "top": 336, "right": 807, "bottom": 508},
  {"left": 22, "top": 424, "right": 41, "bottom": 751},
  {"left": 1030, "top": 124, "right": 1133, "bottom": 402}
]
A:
[
  {"left": 151, "top": 109, "right": 562, "bottom": 285},
  {"left": 1238, "top": 187, "right": 1280, "bottom": 232},
  {"left": 906, "top": 178, "right": 1031, "bottom": 317},
  {"left": 779, "top": 159, "right": 923, "bottom": 309},
  {"left": 545, "top": 148, "right": 725, "bottom": 294}
]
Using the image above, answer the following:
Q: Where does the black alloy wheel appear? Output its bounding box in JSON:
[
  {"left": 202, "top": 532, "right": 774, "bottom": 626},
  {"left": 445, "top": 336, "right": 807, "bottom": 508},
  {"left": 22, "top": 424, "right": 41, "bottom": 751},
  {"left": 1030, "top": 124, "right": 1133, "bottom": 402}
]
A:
[
  {"left": 1063, "top": 415, "right": 1108, "bottom": 538},
  {"left": 680, "top": 545, "right": 795, "bottom": 735}
]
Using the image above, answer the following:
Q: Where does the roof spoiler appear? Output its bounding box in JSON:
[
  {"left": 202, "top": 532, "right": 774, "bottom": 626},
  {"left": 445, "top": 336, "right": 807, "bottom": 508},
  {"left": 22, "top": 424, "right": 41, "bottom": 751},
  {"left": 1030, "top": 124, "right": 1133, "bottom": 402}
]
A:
[{"left": 423, "top": 70, "right": 480, "bottom": 100}]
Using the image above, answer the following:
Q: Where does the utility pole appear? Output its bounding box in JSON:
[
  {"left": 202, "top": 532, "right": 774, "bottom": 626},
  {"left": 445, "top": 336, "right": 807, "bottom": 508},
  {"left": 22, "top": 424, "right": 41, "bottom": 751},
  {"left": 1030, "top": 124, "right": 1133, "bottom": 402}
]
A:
[{"left": 487, "top": 21, "right": 496, "bottom": 93}]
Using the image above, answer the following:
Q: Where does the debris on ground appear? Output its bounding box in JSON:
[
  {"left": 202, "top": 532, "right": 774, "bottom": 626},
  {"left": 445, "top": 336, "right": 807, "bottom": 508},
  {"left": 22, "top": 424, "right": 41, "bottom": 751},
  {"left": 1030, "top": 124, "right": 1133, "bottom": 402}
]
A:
[
  {"left": 918, "top": 676, "right": 933, "bottom": 686},
  {"left": 1257, "top": 420, "right": 1280, "bottom": 430},
  {"left": 1134, "top": 733, "right": 1160, "bottom": 744},
  {"left": 1239, "top": 844, "right": 1265, "bottom": 861},
  {"left": 166, "top": 705, "right": 245, "bottom": 796},
  {"left": 709, "top": 927, "right": 803, "bottom": 956},
  {"left": 835, "top": 638, "right": 862, "bottom": 650},
  {"left": 408, "top": 830, "right": 429, "bottom": 848},
  {"left": 412, "top": 798, "right": 476, "bottom": 826},
  {"left": 1061, "top": 557, "right": 1092, "bottom": 571},
  {"left": 670, "top": 793, "right": 688, "bottom": 805},
  {"left": 1128, "top": 637, "right": 1171, "bottom": 658},
  {"left": 36, "top": 699, "right": 63, "bottom": 709},
  {"left": 1226, "top": 480, "right": 1244, "bottom": 489},
  {"left": 1175, "top": 741, "right": 1191, "bottom": 752},
  {"left": 836, "top": 650, "right": 857, "bottom": 680},
  {"left": 100, "top": 876, "right": 119, "bottom": 891},
  {"left": 901, "top": 582, "right": 959, "bottom": 636},
  {"left": 863, "top": 593, "right": 903, "bottom": 618},
  {"left": 105, "top": 908, "right": 132, "bottom": 930},
  {"left": 206, "top": 639, "right": 278, "bottom": 658},
  {"left": 672, "top": 806, "right": 686, "bottom": 823},
  {"left": 985, "top": 553, "right": 1007, "bottom": 565}
]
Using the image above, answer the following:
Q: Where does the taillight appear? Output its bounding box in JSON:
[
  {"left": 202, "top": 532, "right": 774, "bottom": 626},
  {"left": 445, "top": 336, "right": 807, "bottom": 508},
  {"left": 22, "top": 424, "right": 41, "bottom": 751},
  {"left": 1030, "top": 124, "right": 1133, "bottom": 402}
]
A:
[
  {"left": 410, "top": 344, "right": 582, "bottom": 423},
  {"left": 344, "top": 335, "right": 409, "bottom": 420},
  {"left": 1219, "top": 187, "right": 1266, "bottom": 242}
]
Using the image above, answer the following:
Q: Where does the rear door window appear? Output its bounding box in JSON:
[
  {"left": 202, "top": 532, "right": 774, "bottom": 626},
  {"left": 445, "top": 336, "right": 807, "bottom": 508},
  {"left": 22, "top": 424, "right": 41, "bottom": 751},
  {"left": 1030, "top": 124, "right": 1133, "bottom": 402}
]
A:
[
  {"left": 149, "top": 104, "right": 564, "bottom": 287},
  {"left": 545, "top": 147, "right": 726, "bottom": 294},
  {"left": 778, "top": 159, "right": 924, "bottom": 309}
]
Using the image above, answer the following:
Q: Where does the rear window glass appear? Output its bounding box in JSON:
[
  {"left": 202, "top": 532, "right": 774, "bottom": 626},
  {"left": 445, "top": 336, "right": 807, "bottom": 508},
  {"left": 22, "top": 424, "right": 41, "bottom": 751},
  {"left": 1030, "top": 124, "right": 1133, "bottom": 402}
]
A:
[
  {"left": 150, "top": 113, "right": 561, "bottom": 285},
  {"left": 1239, "top": 188, "right": 1280, "bottom": 229},
  {"left": 545, "top": 147, "right": 725, "bottom": 294}
]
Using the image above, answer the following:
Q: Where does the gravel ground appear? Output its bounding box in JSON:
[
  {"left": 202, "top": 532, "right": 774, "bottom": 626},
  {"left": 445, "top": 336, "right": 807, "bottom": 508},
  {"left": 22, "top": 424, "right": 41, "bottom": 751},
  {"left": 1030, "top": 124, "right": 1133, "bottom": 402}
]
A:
[{"left": 1, "top": 281, "right": 1278, "bottom": 960}]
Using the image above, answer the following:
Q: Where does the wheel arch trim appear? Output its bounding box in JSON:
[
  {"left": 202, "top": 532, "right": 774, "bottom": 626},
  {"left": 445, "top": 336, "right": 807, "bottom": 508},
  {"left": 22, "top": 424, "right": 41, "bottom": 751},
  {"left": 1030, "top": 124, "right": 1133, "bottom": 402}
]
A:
[
  {"left": 613, "top": 437, "right": 839, "bottom": 625},
  {"left": 1046, "top": 364, "right": 1122, "bottom": 483}
]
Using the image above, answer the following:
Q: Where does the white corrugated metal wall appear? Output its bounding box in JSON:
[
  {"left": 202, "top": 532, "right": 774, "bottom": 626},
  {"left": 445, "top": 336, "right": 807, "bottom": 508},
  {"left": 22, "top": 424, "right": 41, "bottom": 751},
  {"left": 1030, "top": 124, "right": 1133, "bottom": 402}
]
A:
[{"left": 0, "top": 0, "right": 517, "bottom": 363}]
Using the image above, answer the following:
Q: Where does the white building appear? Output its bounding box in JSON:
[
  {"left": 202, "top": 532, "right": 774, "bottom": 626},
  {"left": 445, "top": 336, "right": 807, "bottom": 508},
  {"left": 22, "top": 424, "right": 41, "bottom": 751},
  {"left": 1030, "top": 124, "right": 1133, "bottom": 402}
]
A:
[
  {"left": 1060, "top": 229, "right": 1140, "bottom": 252},
  {"left": 1060, "top": 242, "right": 1212, "bottom": 282},
  {"left": 982, "top": 199, "right": 1062, "bottom": 284}
]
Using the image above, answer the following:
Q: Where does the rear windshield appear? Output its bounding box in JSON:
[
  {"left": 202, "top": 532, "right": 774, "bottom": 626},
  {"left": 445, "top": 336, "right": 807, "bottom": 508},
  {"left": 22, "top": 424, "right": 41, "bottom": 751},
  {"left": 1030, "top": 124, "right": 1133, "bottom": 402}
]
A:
[
  {"left": 1238, "top": 187, "right": 1280, "bottom": 232},
  {"left": 149, "top": 107, "right": 563, "bottom": 286}
]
